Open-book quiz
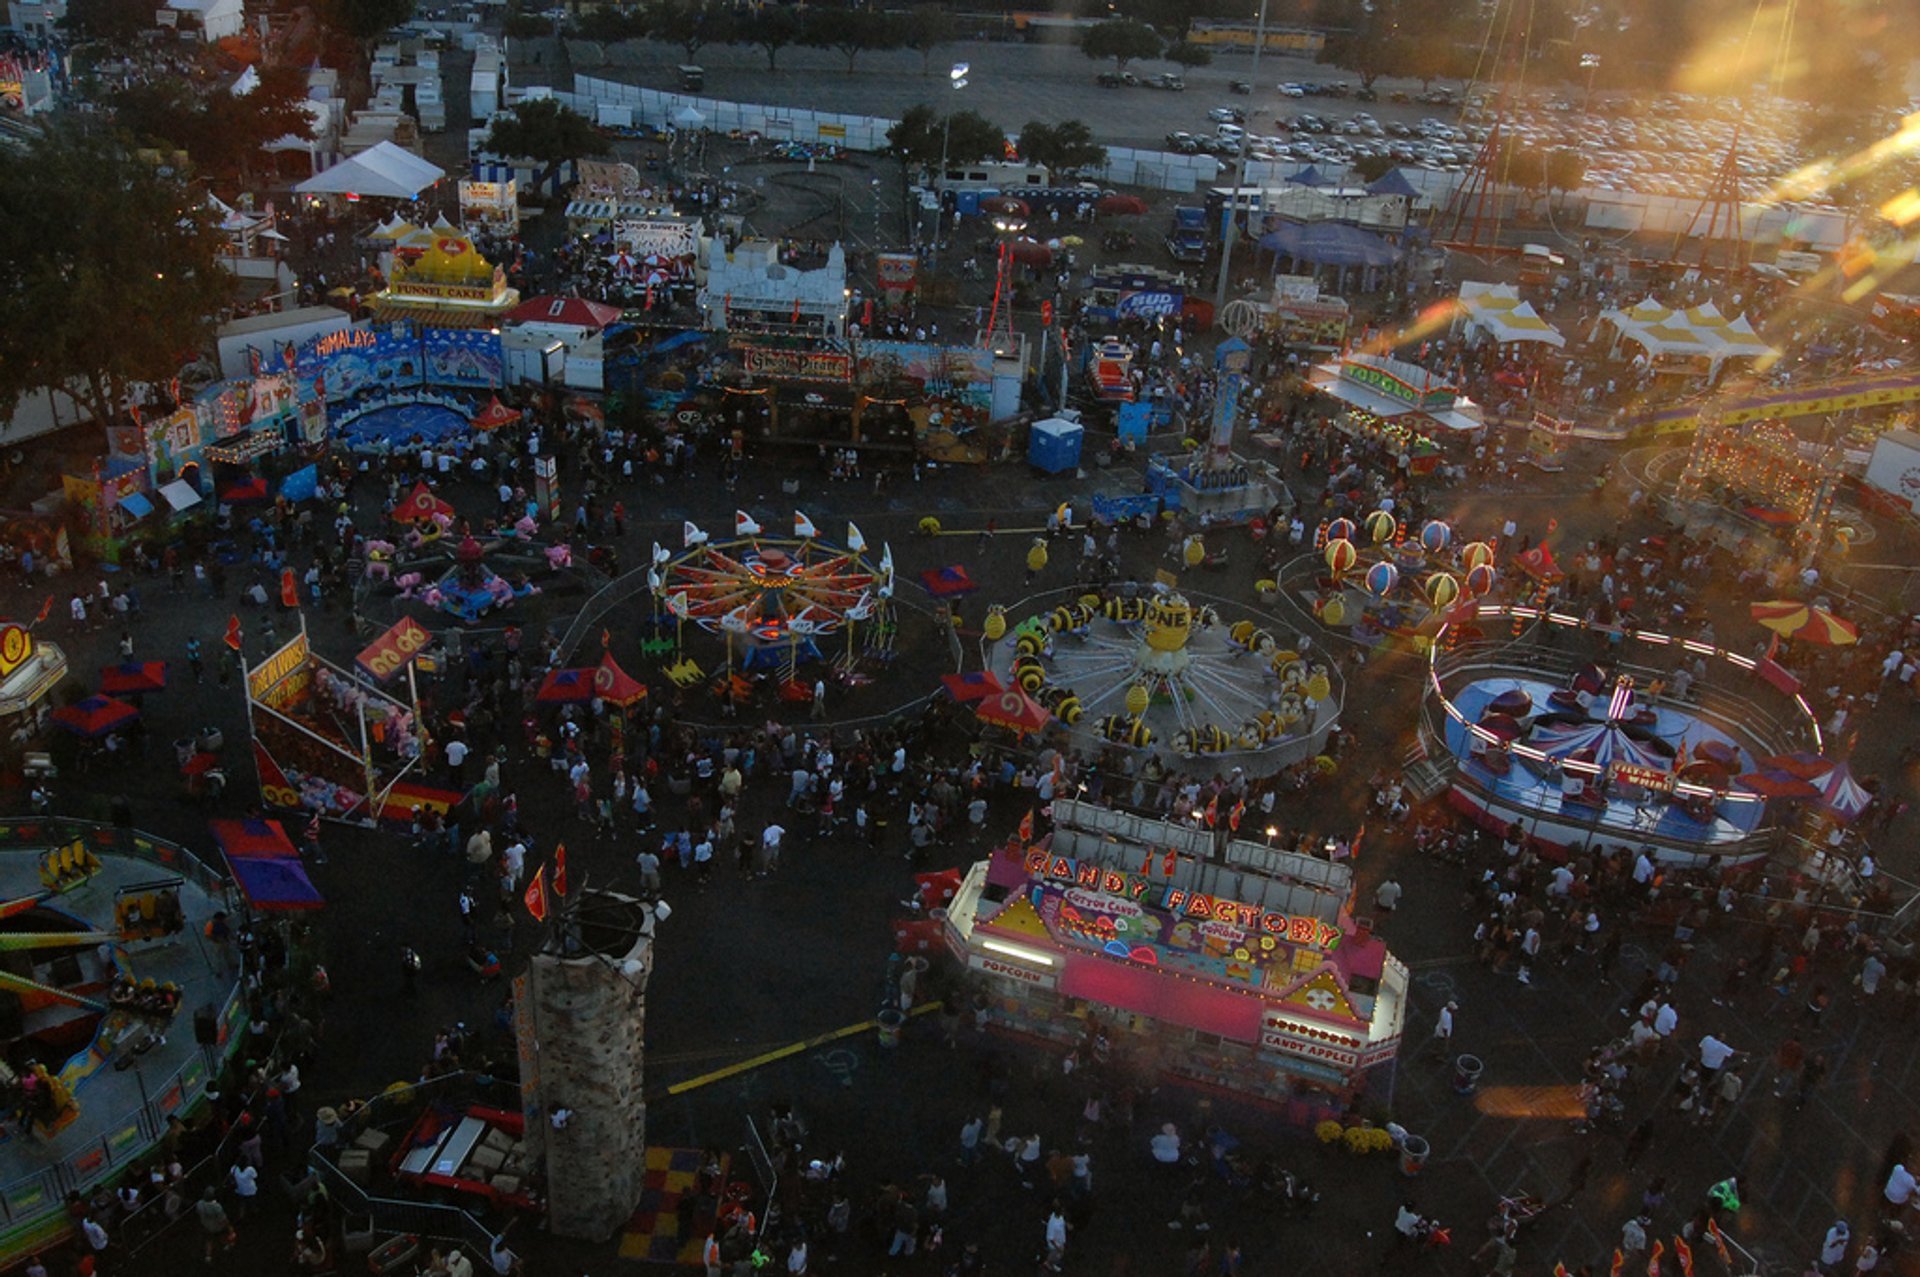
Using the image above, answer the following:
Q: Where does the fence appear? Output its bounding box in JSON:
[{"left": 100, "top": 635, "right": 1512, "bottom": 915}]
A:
[{"left": 305, "top": 1071, "right": 516, "bottom": 1257}]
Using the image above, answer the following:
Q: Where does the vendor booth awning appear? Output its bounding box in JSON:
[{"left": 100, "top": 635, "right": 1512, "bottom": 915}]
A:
[
  {"left": 593, "top": 653, "right": 647, "bottom": 707},
  {"left": 214, "top": 818, "right": 323, "bottom": 911},
  {"left": 536, "top": 667, "right": 598, "bottom": 703},
  {"left": 296, "top": 141, "right": 446, "bottom": 201},
  {"left": 1258, "top": 221, "right": 1403, "bottom": 268},
  {"left": 159, "top": 480, "right": 203, "bottom": 512},
  {"left": 51, "top": 694, "right": 138, "bottom": 738},
  {"left": 99, "top": 662, "right": 168, "bottom": 695},
  {"left": 117, "top": 492, "right": 154, "bottom": 520},
  {"left": 210, "top": 817, "right": 298, "bottom": 859}
]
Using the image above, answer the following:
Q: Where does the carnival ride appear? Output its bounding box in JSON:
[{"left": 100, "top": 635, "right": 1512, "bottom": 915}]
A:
[
  {"left": 985, "top": 588, "right": 1340, "bottom": 774},
  {"left": 1303, "top": 514, "right": 1502, "bottom": 649},
  {"left": 1426, "top": 602, "right": 1824, "bottom": 863},
  {"left": 655, "top": 522, "right": 893, "bottom": 675}
]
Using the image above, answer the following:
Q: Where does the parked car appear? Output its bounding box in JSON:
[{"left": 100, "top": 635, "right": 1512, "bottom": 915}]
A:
[
  {"left": 1229, "top": 79, "right": 1252, "bottom": 95},
  {"left": 1097, "top": 71, "right": 1136, "bottom": 88},
  {"left": 1277, "top": 82, "right": 1306, "bottom": 97},
  {"left": 1148, "top": 73, "right": 1186, "bottom": 91},
  {"left": 1208, "top": 106, "right": 1247, "bottom": 124}
]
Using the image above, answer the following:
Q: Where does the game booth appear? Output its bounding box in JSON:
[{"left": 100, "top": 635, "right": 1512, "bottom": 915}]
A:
[
  {"left": 944, "top": 799, "right": 1407, "bottom": 1118},
  {"left": 0, "top": 619, "right": 68, "bottom": 733},
  {"left": 1305, "top": 353, "right": 1483, "bottom": 476},
  {"left": 244, "top": 618, "right": 459, "bottom": 825},
  {"left": 1426, "top": 602, "right": 1824, "bottom": 864}
]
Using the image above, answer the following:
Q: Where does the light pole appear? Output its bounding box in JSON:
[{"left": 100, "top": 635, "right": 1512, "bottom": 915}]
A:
[
  {"left": 1579, "top": 52, "right": 1600, "bottom": 119},
  {"left": 1211, "top": 0, "right": 1270, "bottom": 320},
  {"left": 932, "top": 61, "right": 969, "bottom": 268}
]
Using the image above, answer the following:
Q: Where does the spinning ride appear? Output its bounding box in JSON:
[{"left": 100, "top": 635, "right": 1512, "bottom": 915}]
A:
[
  {"left": 990, "top": 589, "right": 1339, "bottom": 774},
  {"left": 1309, "top": 514, "right": 1500, "bottom": 647},
  {"left": 660, "top": 528, "right": 890, "bottom": 671}
]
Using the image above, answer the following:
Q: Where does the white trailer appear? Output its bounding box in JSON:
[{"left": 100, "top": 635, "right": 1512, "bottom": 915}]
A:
[{"left": 1864, "top": 428, "right": 1920, "bottom": 516}]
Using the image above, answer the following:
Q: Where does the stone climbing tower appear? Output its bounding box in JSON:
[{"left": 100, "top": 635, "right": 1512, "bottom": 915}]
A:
[{"left": 513, "top": 890, "right": 656, "bottom": 1240}]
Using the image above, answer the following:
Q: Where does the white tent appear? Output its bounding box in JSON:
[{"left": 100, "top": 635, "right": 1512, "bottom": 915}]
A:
[
  {"left": 295, "top": 141, "right": 446, "bottom": 200},
  {"left": 1597, "top": 299, "right": 1778, "bottom": 375},
  {"left": 1457, "top": 282, "right": 1565, "bottom": 347}
]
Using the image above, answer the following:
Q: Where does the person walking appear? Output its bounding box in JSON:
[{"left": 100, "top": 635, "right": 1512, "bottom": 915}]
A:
[
  {"left": 195, "top": 1187, "right": 233, "bottom": 1262},
  {"left": 1821, "top": 1220, "right": 1851, "bottom": 1273},
  {"left": 1427, "top": 1001, "right": 1457, "bottom": 1060}
]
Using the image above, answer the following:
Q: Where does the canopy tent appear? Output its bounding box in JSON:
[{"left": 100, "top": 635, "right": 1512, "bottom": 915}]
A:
[
  {"left": 1287, "top": 165, "right": 1334, "bottom": 187},
  {"left": 226, "top": 854, "right": 324, "bottom": 911},
  {"left": 535, "top": 667, "right": 598, "bottom": 703},
  {"left": 1456, "top": 281, "right": 1566, "bottom": 347},
  {"left": 593, "top": 653, "right": 648, "bottom": 707},
  {"left": 1258, "top": 221, "right": 1403, "bottom": 269},
  {"left": 392, "top": 481, "right": 455, "bottom": 524},
  {"left": 209, "top": 817, "right": 298, "bottom": 860},
  {"left": 975, "top": 690, "right": 1052, "bottom": 736},
  {"left": 941, "top": 670, "right": 1007, "bottom": 703},
  {"left": 1814, "top": 762, "right": 1873, "bottom": 822},
  {"left": 470, "top": 397, "right": 523, "bottom": 432},
  {"left": 99, "top": 662, "right": 168, "bottom": 695},
  {"left": 296, "top": 141, "right": 447, "bottom": 201},
  {"left": 159, "top": 479, "right": 203, "bottom": 512},
  {"left": 1365, "top": 168, "right": 1422, "bottom": 199},
  {"left": 1596, "top": 298, "right": 1779, "bottom": 374},
  {"left": 369, "top": 215, "right": 424, "bottom": 241},
  {"left": 51, "top": 694, "right": 138, "bottom": 738}
]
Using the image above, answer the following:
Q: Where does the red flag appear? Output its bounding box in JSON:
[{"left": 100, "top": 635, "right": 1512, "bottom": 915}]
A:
[
  {"left": 1162, "top": 850, "right": 1176, "bottom": 876},
  {"left": 1016, "top": 810, "right": 1035, "bottom": 842},
  {"left": 1609, "top": 1250, "right": 1625, "bottom": 1277},
  {"left": 33, "top": 596, "right": 52, "bottom": 625},
  {"left": 1228, "top": 799, "right": 1245, "bottom": 832},
  {"left": 1204, "top": 795, "right": 1219, "bottom": 827},
  {"left": 1705, "top": 1222, "right": 1732, "bottom": 1267},
  {"left": 1672, "top": 1236, "right": 1694, "bottom": 1277},
  {"left": 1140, "top": 850, "right": 1153, "bottom": 876},
  {"left": 279, "top": 567, "right": 299, "bottom": 609},
  {"left": 1555, "top": 1265, "right": 1572, "bottom": 1277},
  {"left": 524, "top": 865, "right": 548, "bottom": 922},
  {"left": 223, "top": 615, "right": 243, "bottom": 651},
  {"left": 601, "top": 628, "right": 611, "bottom": 650},
  {"left": 1647, "top": 1239, "right": 1664, "bottom": 1277},
  {"left": 553, "top": 843, "right": 568, "bottom": 897}
]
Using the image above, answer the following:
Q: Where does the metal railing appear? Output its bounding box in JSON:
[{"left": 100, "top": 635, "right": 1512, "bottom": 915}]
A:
[{"left": 0, "top": 817, "right": 231, "bottom": 900}]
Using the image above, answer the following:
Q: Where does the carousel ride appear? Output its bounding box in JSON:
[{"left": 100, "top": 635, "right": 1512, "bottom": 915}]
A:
[
  {"left": 1427, "top": 602, "right": 1825, "bottom": 863},
  {"left": 363, "top": 484, "right": 569, "bottom": 623},
  {"left": 654, "top": 518, "right": 893, "bottom": 678},
  {"left": 1302, "top": 514, "right": 1502, "bottom": 649},
  {"left": 986, "top": 588, "right": 1340, "bottom": 774}
]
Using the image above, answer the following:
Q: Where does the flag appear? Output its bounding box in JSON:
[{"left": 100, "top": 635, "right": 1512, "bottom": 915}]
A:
[
  {"left": 33, "top": 596, "right": 52, "bottom": 625},
  {"left": 735, "top": 510, "right": 762, "bottom": 536},
  {"left": 1163, "top": 850, "right": 1176, "bottom": 876},
  {"left": 1016, "top": 810, "right": 1034, "bottom": 842},
  {"left": 846, "top": 522, "right": 867, "bottom": 553},
  {"left": 880, "top": 543, "right": 894, "bottom": 578},
  {"left": 1228, "top": 799, "right": 1245, "bottom": 832},
  {"left": 524, "top": 866, "right": 548, "bottom": 922},
  {"left": 1555, "top": 1266, "right": 1571, "bottom": 1277},
  {"left": 1140, "top": 850, "right": 1153, "bottom": 875},
  {"left": 280, "top": 567, "right": 299, "bottom": 609},
  {"left": 794, "top": 511, "right": 817, "bottom": 539},
  {"left": 601, "top": 628, "right": 611, "bottom": 650},
  {"left": 1204, "top": 795, "right": 1219, "bottom": 827},
  {"left": 1672, "top": 1237, "right": 1693, "bottom": 1277},
  {"left": 652, "top": 540, "right": 671, "bottom": 565},
  {"left": 665, "top": 592, "right": 689, "bottom": 619},
  {"left": 1609, "top": 1250, "right": 1624, "bottom": 1277},
  {"left": 1705, "top": 1222, "right": 1731, "bottom": 1267},
  {"left": 1647, "top": 1240, "right": 1663, "bottom": 1277},
  {"left": 684, "top": 520, "right": 708, "bottom": 547},
  {"left": 553, "top": 843, "right": 568, "bottom": 897},
  {"left": 223, "top": 615, "right": 243, "bottom": 651}
]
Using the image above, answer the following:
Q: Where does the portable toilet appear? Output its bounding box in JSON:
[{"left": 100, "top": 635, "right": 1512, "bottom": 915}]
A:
[
  {"left": 1028, "top": 417, "right": 1084, "bottom": 475},
  {"left": 1116, "top": 400, "right": 1152, "bottom": 446}
]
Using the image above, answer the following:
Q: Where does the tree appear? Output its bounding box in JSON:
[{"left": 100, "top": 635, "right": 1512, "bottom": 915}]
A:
[
  {"left": 575, "top": 6, "right": 644, "bottom": 42},
  {"left": 741, "top": 5, "right": 803, "bottom": 72},
  {"left": 483, "top": 97, "right": 609, "bottom": 187},
  {"left": 899, "top": 9, "right": 959, "bottom": 76},
  {"left": 1544, "top": 147, "right": 1587, "bottom": 203},
  {"left": 502, "top": 3, "right": 552, "bottom": 39},
  {"left": 1315, "top": 0, "right": 1406, "bottom": 91},
  {"left": 1017, "top": 120, "right": 1107, "bottom": 176},
  {"left": 1079, "top": 19, "right": 1161, "bottom": 71},
  {"left": 648, "top": 0, "right": 733, "bottom": 64},
  {"left": 887, "top": 104, "right": 1005, "bottom": 171},
  {"left": 1163, "top": 41, "right": 1212, "bottom": 69},
  {"left": 804, "top": 8, "right": 898, "bottom": 74},
  {"left": 113, "top": 65, "right": 317, "bottom": 185},
  {"left": 60, "top": 0, "right": 153, "bottom": 42},
  {"left": 1352, "top": 153, "right": 1396, "bottom": 183},
  {"left": 0, "top": 121, "right": 232, "bottom": 436},
  {"left": 317, "top": 0, "right": 417, "bottom": 57}
]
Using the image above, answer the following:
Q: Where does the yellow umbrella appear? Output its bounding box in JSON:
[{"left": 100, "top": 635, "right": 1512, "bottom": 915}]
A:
[
  {"left": 1060, "top": 235, "right": 1086, "bottom": 246},
  {"left": 1750, "top": 600, "right": 1859, "bottom": 646}
]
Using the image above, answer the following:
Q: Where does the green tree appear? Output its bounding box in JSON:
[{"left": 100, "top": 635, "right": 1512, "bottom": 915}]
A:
[
  {"left": 59, "top": 0, "right": 153, "bottom": 42},
  {"left": 0, "top": 121, "right": 232, "bottom": 435},
  {"left": 575, "top": 6, "right": 644, "bottom": 42},
  {"left": 1315, "top": 0, "right": 1406, "bottom": 91},
  {"left": 741, "top": 5, "right": 803, "bottom": 72},
  {"left": 804, "top": 8, "right": 898, "bottom": 74},
  {"left": 887, "top": 104, "right": 1005, "bottom": 170},
  {"left": 899, "top": 9, "right": 959, "bottom": 76},
  {"left": 317, "top": 0, "right": 417, "bottom": 59},
  {"left": 648, "top": 0, "right": 733, "bottom": 64},
  {"left": 483, "top": 97, "right": 609, "bottom": 187},
  {"left": 113, "top": 65, "right": 318, "bottom": 185},
  {"left": 1352, "top": 153, "right": 1396, "bottom": 183},
  {"left": 1017, "top": 120, "right": 1106, "bottom": 175},
  {"left": 502, "top": 3, "right": 552, "bottom": 39},
  {"left": 1544, "top": 147, "right": 1587, "bottom": 202},
  {"left": 1163, "top": 41, "right": 1212, "bottom": 69},
  {"left": 1079, "top": 19, "right": 1162, "bottom": 71}
]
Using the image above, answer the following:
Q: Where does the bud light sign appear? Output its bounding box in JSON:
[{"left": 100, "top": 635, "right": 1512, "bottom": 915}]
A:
[{"left": 1117, "top": 290, "right": 1181, "bottom": 319}]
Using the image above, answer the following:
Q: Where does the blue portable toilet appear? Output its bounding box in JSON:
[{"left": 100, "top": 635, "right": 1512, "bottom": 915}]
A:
[
  {"left": 1028, "top": 417, "right": 1084, "bottom": 475},
  {"left": 1116, "top": 400, "right": 1152, "bottom": 445}
]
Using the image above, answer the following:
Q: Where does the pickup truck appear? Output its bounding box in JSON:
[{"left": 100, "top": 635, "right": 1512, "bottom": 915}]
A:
[{"left": 1165, "top": 206, "right": 1209, "bottom": 263}]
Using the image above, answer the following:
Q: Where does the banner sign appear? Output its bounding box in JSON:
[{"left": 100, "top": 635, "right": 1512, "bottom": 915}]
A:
[
  {"left": 356, "top": 614, "right": 433, "bottom": 681},
  {"left": 741, "top": 345, "right": 853, "bottom": 383}
]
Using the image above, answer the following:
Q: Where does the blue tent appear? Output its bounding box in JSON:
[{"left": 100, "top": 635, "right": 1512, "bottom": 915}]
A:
[
  {"left": 1257, "top": 221, "right": 1403, "bottom": 268},
  {"left": 1365, "top": 168, "right": 1421, "bottom": 199},
  {"left": 1288, "top": 165, "right": 1332, "bottom": 187}
]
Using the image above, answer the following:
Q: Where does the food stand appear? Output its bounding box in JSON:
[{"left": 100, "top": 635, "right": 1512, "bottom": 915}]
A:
[{"left": 1307, "top": 353, "right": 1481, "bottom": 476}]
